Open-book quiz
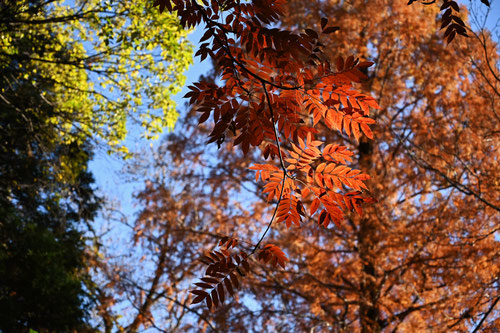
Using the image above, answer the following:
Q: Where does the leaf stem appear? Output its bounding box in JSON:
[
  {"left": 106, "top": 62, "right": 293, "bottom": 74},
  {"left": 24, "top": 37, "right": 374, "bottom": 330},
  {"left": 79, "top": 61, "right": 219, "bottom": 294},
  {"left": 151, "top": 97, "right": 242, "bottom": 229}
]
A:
[
  {"left": 251, "top": 171, "right": 287, "bottom": 255},
  {"left": 251, "top": 83, "right": 289, "bottom": 254}
]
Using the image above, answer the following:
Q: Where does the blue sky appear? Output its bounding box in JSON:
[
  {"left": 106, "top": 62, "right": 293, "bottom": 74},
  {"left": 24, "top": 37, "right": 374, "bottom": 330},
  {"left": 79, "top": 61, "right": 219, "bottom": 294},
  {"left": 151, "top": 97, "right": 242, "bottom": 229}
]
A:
[{"left": 89, "top": 26, "right": 207, "bottom": 224}]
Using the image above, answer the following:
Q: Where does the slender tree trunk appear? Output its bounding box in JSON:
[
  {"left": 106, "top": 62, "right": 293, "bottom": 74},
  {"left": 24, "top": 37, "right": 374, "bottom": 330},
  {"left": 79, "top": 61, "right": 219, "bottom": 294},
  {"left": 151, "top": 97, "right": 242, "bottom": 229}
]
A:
[
  {"left": 357, "top": 139, "right": 383, "bottom": 333},
  {"left": 127, "top": 233, "right": 169, "bottom": 333}
]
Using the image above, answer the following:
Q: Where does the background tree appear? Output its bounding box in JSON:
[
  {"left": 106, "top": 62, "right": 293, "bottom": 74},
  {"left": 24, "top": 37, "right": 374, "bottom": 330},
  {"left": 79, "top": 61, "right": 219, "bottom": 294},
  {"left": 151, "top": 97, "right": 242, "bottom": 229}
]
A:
[
  {"left": 275, "top": 1, "right": 500, "bottom": 330},
  {"left": 0, "top": 0, "right": 192, "bottom": 331},
  {"left": 0, "top": 0, "right": 192, "bottom": 154},
  {"left": 0, "top": 53, "right": 101, "bottom": 331},
  {"left": 92, "top": 0, "right": 499, "bottom": 331}
]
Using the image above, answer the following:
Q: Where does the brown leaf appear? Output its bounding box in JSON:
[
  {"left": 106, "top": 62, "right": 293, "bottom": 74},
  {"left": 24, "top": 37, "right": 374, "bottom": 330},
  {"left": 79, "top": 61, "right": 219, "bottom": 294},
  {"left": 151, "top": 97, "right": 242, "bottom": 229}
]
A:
[
  {"left": 217, "top": 283, "right": 225, "bottom": 303},
  {"left": 321, "top": 17, "right": 328, "bottom": 29},
  {"left": 323, "top": 26, "right": 340, "bottom": 34},
  {"left": 201, "top": 277, "right": 219, "bottom": 284},
  {"left": 206, "top": 295, "right": 213, "bottom": 311},
  {"left": 191, "top": 295, "right": 206, "bottom": 305},
  {"left": 242, "top": 260, "right": 250, "bottom": 272},
  {"left": 230, "top": 272, "right": 239, "bottom": 289},
  {"left": 211, "top": 289, "right": 219, "bottom": 308},
  {"left": 195, "top": 282, "right": 213, "bottom": 289}
]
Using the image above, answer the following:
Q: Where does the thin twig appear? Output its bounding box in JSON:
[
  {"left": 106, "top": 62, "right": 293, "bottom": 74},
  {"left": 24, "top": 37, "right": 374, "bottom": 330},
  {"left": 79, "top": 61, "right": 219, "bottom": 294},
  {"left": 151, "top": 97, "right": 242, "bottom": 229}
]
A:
[{"left": 471, "top": 296, "right": 500, "bottom": 333}]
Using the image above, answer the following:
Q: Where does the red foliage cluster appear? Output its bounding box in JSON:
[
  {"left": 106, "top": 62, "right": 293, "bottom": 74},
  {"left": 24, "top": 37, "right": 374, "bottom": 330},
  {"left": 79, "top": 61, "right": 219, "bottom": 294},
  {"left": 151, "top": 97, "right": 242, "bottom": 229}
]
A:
[{"left": 154, "top": 0, "right": 379, "bottom": 309}]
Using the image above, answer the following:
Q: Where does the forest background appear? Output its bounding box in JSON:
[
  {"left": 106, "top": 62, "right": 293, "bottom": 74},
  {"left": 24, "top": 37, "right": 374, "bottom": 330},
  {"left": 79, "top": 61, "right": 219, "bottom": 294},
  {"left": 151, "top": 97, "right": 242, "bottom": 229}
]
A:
[{"left": 0, "top": 0, "right": 499, "bottom": 332}]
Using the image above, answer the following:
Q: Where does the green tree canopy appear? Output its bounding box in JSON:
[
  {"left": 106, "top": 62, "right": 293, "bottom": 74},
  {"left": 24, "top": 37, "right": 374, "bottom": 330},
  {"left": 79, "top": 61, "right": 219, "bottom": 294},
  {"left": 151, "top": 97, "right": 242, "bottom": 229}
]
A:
[
  {"left": 0, "top": 0, "right": 193, "bottom": 331},
  {"left": 0, "top": 0, "right": 193, "bottom": 155},
  {"left": 0, "top": 60, "right": 101, "bottom": 331}
]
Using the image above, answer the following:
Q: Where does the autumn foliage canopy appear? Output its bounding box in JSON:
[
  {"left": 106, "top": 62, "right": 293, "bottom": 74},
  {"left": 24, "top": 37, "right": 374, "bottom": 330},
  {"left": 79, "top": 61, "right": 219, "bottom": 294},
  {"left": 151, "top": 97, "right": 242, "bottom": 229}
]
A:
[
  {"left": 154, "top": 0, "right": 382, "bottom": 308},
  {"left": 87, "top": 0, "right": 499, "bottom": 331}
]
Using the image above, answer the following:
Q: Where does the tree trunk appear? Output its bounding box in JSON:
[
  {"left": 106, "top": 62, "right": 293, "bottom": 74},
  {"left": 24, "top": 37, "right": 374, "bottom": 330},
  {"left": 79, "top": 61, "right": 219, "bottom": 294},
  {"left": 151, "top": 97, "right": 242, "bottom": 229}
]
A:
[{"left": 357, "top": 139, "right": 383, "bottom": 333}]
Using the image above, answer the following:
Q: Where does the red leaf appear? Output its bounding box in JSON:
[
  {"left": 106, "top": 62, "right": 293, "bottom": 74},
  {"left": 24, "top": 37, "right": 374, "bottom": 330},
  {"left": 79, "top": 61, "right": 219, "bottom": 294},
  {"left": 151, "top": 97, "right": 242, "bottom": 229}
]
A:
[
  {"left": 310, "top": 198, "right": 320, "bottom": 215},
  {"left": 360, "top": 123, "right": 374, "bottom": 139}
]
